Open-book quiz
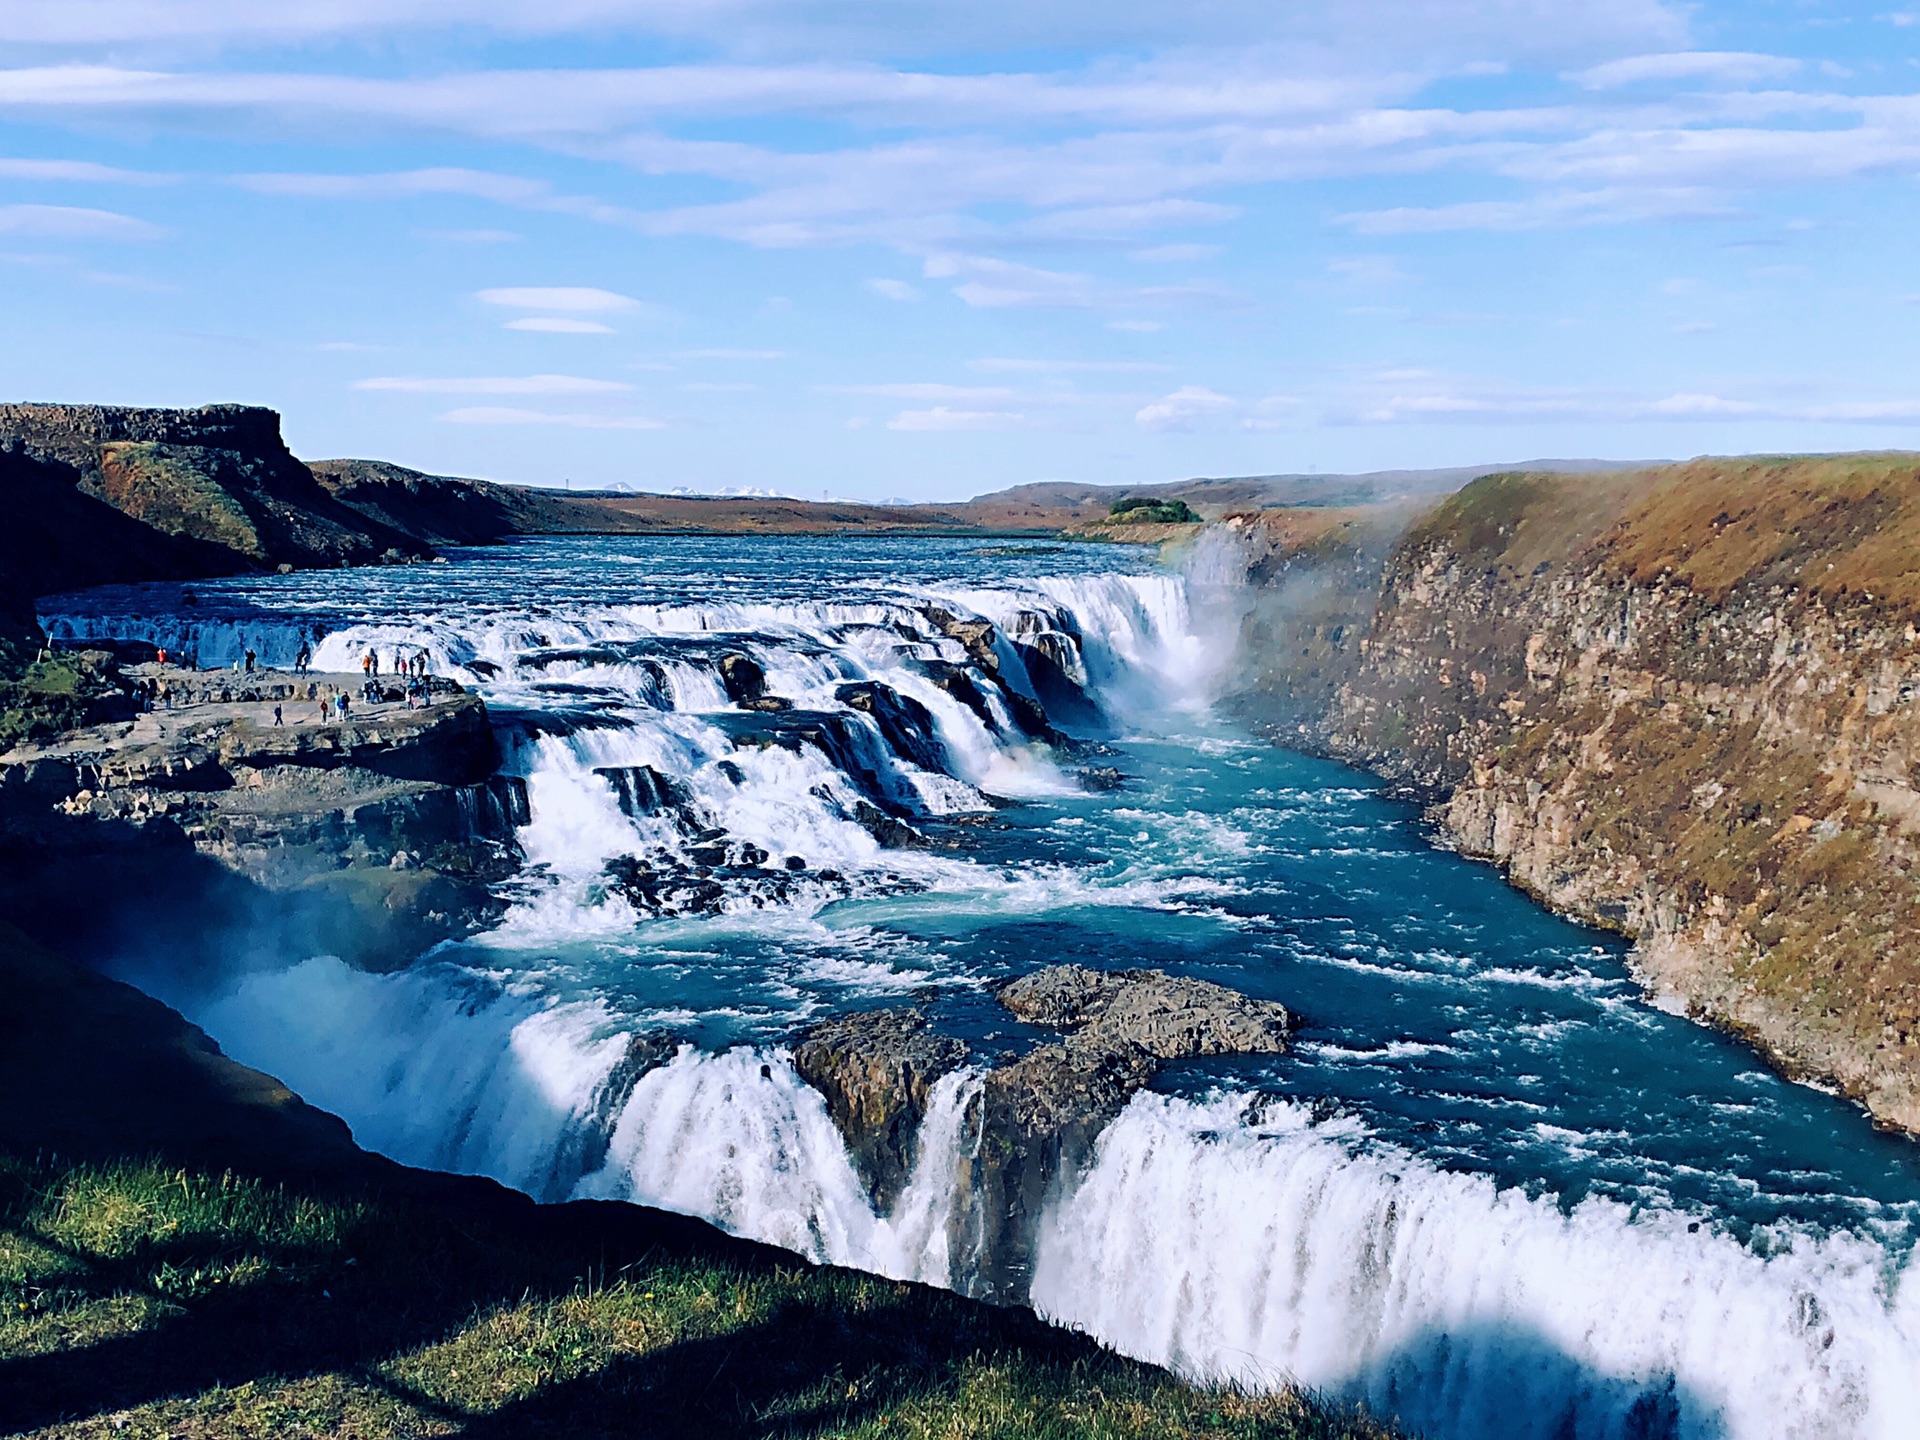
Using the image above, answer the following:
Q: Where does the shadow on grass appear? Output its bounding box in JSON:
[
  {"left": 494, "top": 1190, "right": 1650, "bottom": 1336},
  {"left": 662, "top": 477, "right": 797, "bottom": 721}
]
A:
[{"left": 0, "top": 1177, "right": 760, "bottom": 1433}]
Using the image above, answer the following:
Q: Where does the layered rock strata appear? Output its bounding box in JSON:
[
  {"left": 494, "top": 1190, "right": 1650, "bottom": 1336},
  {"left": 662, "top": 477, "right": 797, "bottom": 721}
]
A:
[
  {"left": 0, "top": 669, "right": 521, "bottom": 967},
  {"left": 1227, "top": 456, "right": 1920, "bottom": 1132}
]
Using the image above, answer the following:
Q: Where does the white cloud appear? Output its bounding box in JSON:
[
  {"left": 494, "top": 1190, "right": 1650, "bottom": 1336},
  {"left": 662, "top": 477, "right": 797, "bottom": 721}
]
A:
[
  {"left": 356, "top": 373, "right": 632, "bottom": 394},
  {"left": 677, "top": 348, "right": 784, "bottom": 359},
  {"left": 0, "top": 2, "right": 1686, "bottom": 67},
  {"left": 0, "top": 202, "right": 164, "bottom": 239},
  {"left": 832, "top": 382, "right": 1020, "bottom": 401},
  {"left": 0, "top": 157, "right": 169, "bottom": 183},
  {"left": 1328, "top": 255, "right": 1411, "bottom": 284},
  {"left": 922, "top": 251, "right": 1240, "bottom": 310},
  {"left": 440, "top": 406, "right": 665, "bottom": 428},
  {"left": 866, "top": 277, "right": 920, "bottom": 301},
  {"left": 1135, "top": 385, "right": 1235, "bottom": 431},
  {"left": 1343, "top": 186, "right": 1732, "bottom": 234},
  {"left": 478, "top": 285, "right": 637, "bottom": 311},
  {"left": 505, "top": 316, "right": 615, "bottom": 333},
  {"left": 1570, "top": 52, "right": 1799, "bottom": 90},
  {"left": 887, "top": 406, "right": 1029, "bottom": 431},
  {"left": 925, "top": 253, "right": 1098, "bottom": 308},
  {"left": 968, "top": 357, "right": 1173, "bottom": 373}
]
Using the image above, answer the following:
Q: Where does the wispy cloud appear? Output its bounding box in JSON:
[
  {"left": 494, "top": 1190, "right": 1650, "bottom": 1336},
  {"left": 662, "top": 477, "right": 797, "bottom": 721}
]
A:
[
  {"left": 478, "top": 286, "right": 639, "bottom": 312},
  {"left": 356, "top": 374, "right": 632, "bottom": 394},
  {"left": 1569, "top": 51, "right": 1799, "bottom": 90},
  {"left": 504, "top": 317, "right": 614, "bottom": 333},
  {"left": 1343, "top": 186, "right": 1733, "bottom": 234},
  {"left": 831, "top": 382, "right": 1020, "bottom": 401},
  {"left": 440, "top": 405, "right": 665, "bottom": 428},
  {"left": 0, "top": 203, "right": 164, "bottom": 239},
  {"left": 1134, "top": 385, "right": 1236, "bottom": 431},
  {"left": 866, "top": 277, "right": 920, "bottom": 301},
  {"left": 968, "top": 357, "right": 1173, "bottom": 374},
  {"left": 0, "top": 157, "right": 170, "bottom": 183},
  {"left": 886, "top": 406, "right": 1029, "bottom": 431}
]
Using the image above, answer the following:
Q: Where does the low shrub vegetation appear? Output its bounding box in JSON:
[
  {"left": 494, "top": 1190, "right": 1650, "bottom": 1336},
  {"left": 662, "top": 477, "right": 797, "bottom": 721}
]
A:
[{"left": 1107, "top": 497, "right": 1199, "bottom": 525}]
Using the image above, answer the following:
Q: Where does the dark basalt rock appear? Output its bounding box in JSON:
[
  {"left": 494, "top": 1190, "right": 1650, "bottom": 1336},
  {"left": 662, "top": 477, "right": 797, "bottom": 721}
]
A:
[
  {"left": 1009, "top": 633, "right": 1102, "bottom": 731},
  {"left": 718, "top": 652, "right": 792, "bottom": 712},
  {"left": 602, "top": 848, "right": 849, "bottom": 916},
  {"left": 850, "top": 798, "right": 931, "bottom": 850},
  {"left": 915, "top": 659, "right": 999, "bottom": 733},
  {"left": 836, "top": 680, "right": 947, "bottom": 772},
  {"left": 595, "top": 763, "right": 691, "bottom": 821},
  {"left": 1077, "top": 766, "right": 1124, "bottom": 792},
  {"left": 922, "top": 608, "right": 1001, "bottom": 675},
  {"left": 793, "top": 963, "right": 1292, "bottom": 1300},
  {"left": 792, "top": 1008, "right": 969, "bottom": 1211},
  {"left": 712, "top": 708, "right": 882, "bottom": 787}
]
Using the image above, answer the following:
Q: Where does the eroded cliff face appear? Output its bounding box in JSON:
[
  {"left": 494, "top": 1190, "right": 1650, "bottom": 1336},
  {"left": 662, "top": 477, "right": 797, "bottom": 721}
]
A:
[
  {"left": 0, "top": 403, "right": 427, "bottom": 571},
  {"left": 1230, "top": 458, "right": 1920, "bottom": 1132},
  {"left": 0, "top": 674, "right": 523, "bottom": 970}
]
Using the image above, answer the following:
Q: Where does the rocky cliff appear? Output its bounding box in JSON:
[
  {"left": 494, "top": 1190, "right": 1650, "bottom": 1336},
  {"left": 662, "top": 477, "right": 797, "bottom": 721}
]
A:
[
  {"left": 0, "top": 403, "right": 428, "bottom": 577},
  {"left": 1227, "top": 454, "right": 1920, "bottom": 1132},
  {"left": 0, "top": 669, "right": 524, "bottom": 970}
]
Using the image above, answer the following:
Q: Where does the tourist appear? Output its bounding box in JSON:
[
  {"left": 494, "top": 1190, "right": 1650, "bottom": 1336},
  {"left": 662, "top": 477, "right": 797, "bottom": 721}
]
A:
[
  {"left": 244, "top": 648, "right": 256, "bottom": 673},
  {"left": 294, "top": 643, "right": 311, "bottom": 675},
  {"left": 272, "top": 703, "right": 283, "bottom": 727}
]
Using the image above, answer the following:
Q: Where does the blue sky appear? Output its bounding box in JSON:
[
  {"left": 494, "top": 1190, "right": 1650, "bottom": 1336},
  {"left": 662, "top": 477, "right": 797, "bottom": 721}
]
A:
[{"left": 6, "top": 2, "right": 1920, "bottom": 499}]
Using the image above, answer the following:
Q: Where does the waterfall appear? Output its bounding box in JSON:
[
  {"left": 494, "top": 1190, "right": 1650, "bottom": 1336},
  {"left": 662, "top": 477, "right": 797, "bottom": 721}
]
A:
[{"left": 45, "top": 542, "right": 1920, "bottom": 1440}]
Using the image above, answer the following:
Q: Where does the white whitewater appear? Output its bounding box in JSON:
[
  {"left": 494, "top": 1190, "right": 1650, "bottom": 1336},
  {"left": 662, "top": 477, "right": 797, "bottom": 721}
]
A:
[
  {"left": 1033, "top": 1093, "right": 1920, "bottom": 1440},
  {"left": 61, "top": 555, "right": 1920, "bottom": 1440}
]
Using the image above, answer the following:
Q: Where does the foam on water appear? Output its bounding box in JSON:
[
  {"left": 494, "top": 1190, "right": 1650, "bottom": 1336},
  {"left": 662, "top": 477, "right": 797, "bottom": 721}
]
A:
[
  {"left": 45, "top": 536, "right": 1920, "bottom": 1440},
  {"left": 1032, "top": 1092, "right": 1920, "bottom": 1440}
]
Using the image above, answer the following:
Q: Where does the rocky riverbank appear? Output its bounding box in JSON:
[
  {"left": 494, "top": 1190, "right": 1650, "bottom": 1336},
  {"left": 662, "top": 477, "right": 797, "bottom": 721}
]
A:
[{"left": 1220, "top": 455, "right": 1920, "bottom": 1133}]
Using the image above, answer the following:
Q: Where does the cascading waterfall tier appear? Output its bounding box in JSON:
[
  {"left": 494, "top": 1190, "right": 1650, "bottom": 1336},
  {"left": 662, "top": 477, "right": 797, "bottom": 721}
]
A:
[{"left": 39, "top": 536, "right": 1920, "bottom": 1440}]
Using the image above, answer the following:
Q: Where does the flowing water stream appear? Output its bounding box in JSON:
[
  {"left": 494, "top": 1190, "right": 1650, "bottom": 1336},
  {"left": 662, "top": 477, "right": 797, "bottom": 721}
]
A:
[{"left": 41, "top": 535, "right": 1920, "bottom": 1440}]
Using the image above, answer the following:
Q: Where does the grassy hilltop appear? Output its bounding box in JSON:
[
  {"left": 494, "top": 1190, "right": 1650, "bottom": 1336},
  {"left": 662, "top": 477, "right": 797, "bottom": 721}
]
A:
[
  {"left": 0, "top": 1155, "right": 1386, "bottom": 1440},
  {"left": 0, "top": 922, "right": 1389, "bottom": 1440}
]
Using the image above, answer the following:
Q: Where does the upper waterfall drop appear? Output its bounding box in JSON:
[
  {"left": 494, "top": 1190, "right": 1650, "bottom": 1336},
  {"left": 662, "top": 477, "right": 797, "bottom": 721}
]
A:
[{"left": 39, "top": 534, "right": 1920, "bottom": 1440}]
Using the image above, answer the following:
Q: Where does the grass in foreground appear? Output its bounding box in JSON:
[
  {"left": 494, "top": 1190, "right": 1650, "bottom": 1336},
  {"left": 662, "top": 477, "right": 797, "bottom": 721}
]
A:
[{"left": 0, "top": 1155, "right": 1395, "bottom": 1440}]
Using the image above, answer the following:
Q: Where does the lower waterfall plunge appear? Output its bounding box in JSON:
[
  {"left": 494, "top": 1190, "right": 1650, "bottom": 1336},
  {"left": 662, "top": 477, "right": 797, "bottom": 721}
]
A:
[{"left": 46, "top": 536, "right": 1920, "bottom": 1440}]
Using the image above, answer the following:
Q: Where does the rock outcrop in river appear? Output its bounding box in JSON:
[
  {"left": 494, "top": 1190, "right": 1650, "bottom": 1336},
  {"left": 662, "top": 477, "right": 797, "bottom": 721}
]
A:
[
  {"left": 795, "top": 965, "right": 1292, "bottom": 1299},
  {"left": 1222, "top": 455, "right": 1920, "bottom": 1133}
]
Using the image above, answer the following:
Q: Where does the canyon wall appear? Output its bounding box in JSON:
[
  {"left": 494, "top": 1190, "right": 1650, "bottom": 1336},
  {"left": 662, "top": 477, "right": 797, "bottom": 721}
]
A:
[{"left": 1227, "top": 456, "right": 1920, "bottom": 1132}]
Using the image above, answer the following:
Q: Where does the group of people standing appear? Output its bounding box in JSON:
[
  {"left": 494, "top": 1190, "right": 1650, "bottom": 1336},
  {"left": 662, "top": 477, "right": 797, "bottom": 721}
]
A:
[{"left": 138, "top": 637, "right": 441, "bottom": 725}]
